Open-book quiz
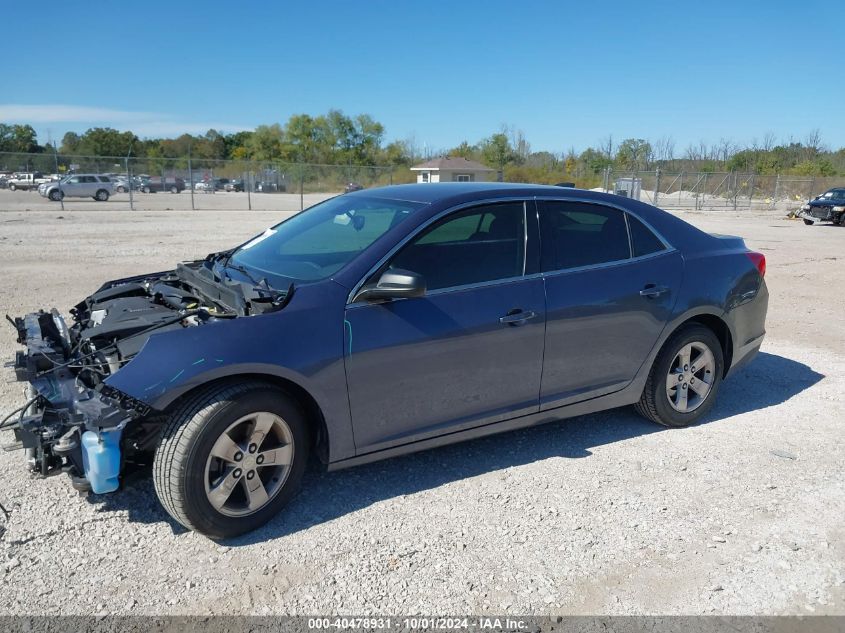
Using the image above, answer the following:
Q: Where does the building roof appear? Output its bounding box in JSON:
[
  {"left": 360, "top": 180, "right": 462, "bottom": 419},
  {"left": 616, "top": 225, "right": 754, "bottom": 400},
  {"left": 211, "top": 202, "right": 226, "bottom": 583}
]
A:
[{"left": 410, "top": 156, "right": 495, "bottom": 172}]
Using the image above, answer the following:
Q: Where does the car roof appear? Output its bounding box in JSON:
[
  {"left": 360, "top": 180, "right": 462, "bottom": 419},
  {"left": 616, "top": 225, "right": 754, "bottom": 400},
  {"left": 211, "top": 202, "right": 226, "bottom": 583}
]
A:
[{"left": 347, "top": 181, "right": 634, "bottom": 207}]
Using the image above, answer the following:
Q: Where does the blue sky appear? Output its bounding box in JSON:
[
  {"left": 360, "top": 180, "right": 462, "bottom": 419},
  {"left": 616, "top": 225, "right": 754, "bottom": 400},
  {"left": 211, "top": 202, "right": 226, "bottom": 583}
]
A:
[{"left": 1, "top": 0, "right": 843, "bottom": 154}]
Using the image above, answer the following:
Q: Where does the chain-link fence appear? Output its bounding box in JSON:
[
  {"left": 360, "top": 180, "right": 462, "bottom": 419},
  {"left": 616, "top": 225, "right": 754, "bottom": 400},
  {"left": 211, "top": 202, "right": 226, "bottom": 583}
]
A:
[
  {"left": 1, "top": 150, "right": 840, "bottom": 215},
  {"left": 0, "top": 151, "right": 402, "bottom": 212},
  {"left": 594, "top": 169, "right": 842, "bottom": 213}
]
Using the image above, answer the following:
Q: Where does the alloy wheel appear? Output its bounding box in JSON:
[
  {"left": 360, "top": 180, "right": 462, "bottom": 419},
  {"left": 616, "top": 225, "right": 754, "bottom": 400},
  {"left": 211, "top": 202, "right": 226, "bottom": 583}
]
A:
[
  {"left": 665, "top": 341, "right": 716, "bottom": 413},
  {"left": 203, "top": 411, "right": 294, "bottom": 517}
]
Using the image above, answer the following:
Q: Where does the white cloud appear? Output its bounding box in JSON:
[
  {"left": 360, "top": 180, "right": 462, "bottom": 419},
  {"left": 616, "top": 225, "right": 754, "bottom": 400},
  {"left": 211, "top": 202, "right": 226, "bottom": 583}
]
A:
[{"left": 0, "top": 104, "right": 250, "bottom": 137}]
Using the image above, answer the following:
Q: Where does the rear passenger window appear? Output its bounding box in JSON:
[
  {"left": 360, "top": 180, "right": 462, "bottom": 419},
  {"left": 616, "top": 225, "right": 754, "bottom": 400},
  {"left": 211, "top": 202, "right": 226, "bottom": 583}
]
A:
[
  {"left": 98, "top": 176, "right": 111, "bottom": 182},
  {"left": 627, "top": 214, "right": 666, "bottom": 257},
  {"left": 388, "top": 202, "right": 526, "bottom": 291},
  {"left": 540, "top": 201, "right": 631, "bottom": 272}
]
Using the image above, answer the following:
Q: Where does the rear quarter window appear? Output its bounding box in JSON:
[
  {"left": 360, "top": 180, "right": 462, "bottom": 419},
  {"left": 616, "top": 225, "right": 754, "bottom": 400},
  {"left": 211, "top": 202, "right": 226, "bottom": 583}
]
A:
[{"left": 628, "top": 214, "right": 666, "bottom": 257}]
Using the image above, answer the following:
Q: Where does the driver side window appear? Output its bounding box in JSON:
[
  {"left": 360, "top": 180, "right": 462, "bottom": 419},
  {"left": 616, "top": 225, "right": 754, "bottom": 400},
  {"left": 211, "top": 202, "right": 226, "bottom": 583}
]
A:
[{"left": 387, "top": 202, "right": 526, "bottom": 292}]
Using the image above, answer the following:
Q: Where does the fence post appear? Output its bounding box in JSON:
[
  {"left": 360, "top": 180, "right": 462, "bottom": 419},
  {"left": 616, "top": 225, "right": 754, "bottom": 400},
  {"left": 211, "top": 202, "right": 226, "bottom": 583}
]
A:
[
  {"left": 678, "top": 171, "right": 684, "bottom": 205},
  {"left": 773, "top": 174, "right": 781, "bottom": 210},
  {"left": 809, "top": 177, "right": 816, "bottom": 200},
  {"left": 126, "top": 157, "right": 134, "bottom": 211},
  {"left": 188, "top": 154, "right": 195, "bottom": 211},
  {"left": 701, "top": 172, "right": 709, "bottom": 210},
  {"left": 389, "top": 168, "right": 393, "bottom": 186},
  {"left": 748, "top": 174, "right": 756, "bottom": 210},
  {"left": 732, "top": 171, "right": 738, "bottom": 211},
  {"left": 246, "top": 170, "right": 252, "bottom": 211},
  {"left": 300, "top": 165, "right": 304, "bottom": 212},
  {"left": 53, "top": 143, "right": 64, "bottom": 212},
  {"left": 653, "top": 167, "right": 660, "bottom": 207}
]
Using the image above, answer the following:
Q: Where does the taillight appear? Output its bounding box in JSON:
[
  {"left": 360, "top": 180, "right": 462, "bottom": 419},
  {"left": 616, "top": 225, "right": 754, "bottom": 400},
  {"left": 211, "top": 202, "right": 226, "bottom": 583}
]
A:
[{"left": 746, "top": 252, "right": 766, "bottom": 278}]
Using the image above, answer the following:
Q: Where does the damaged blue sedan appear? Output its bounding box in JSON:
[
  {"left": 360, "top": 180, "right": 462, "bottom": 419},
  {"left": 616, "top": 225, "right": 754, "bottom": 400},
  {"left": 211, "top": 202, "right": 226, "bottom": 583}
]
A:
[{"left": 4, "top": 183, "right": 768, "bottom": 538}]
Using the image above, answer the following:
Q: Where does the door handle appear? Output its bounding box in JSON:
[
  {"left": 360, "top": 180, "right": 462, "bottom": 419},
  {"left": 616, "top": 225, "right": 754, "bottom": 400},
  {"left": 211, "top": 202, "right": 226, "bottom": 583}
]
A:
[
  {"left": 639, "top": 284, "right": 669, "bottom": 298},
  {"left": 499, "top": 310, "right": 537, "bottom": 326}
]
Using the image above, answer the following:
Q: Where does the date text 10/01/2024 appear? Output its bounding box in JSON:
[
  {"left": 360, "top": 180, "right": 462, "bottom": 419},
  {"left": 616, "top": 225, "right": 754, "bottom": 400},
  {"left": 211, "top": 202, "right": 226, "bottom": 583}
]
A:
[{"left": 307, "top": 617, "right": 529, "bottom": 630}]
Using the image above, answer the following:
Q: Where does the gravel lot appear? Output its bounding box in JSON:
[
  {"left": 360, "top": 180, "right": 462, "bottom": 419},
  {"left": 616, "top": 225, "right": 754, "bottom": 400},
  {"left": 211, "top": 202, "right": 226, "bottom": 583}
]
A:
[{"left": 0, "top": 200, "right": 843, "bottom": 616}]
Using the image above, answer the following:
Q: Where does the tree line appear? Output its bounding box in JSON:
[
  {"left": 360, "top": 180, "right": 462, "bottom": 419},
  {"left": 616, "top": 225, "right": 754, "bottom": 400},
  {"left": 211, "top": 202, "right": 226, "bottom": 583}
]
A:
[{"left": 2, "top": 115, "right": 844, "bottom": 183}]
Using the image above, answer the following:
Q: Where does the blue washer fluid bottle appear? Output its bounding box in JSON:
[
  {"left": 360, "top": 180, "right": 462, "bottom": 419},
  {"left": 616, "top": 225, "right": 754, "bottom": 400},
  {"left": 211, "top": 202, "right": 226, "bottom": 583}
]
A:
[{"left": 81, "top": 428, "right": 122, "bottom": 494}]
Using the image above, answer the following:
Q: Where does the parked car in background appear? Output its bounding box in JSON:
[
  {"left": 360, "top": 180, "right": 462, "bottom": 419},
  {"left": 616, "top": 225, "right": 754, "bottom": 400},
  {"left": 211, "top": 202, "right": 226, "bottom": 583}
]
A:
[
  {"left": 7, "top": 172, "right": 51, "bottom": 191},
  {"left": 224, "top": 179, "right": 244, "bottom": 192},
  {"left": 195, "top": 178, "right": 231, "bottom": 192},
  {"left": 344, "top": 182, "right": 364, "bottom": 193},
  {"left": 255, "top": 181, "right": 286, "bottom": 192},
  {"left": 6, "top": 183, "right": 768, "bottom": 538},
  {"left": 40, "top": 174, "right": 114, "bottom": 201},
  {"left": 800, "top": 187, "right": 845, "bottom": 226},
  {"left": 140, "top": 177, "right": 185, "bottom": 193},
  {"left": 114, "top": 176, "right": 147, "bottom": 193}
]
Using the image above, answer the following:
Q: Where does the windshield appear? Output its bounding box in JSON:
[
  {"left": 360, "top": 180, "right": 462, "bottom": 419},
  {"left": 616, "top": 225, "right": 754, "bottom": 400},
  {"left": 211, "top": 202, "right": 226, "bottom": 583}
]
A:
[{"left": 229, "top": 195, "right": 424, "bottom": 284}]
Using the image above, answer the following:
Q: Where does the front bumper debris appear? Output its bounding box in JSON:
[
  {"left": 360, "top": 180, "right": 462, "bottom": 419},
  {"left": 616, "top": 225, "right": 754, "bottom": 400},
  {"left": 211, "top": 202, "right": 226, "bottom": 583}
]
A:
[{"left": 4, "top": 311, "right": 146, "bottom": 492}]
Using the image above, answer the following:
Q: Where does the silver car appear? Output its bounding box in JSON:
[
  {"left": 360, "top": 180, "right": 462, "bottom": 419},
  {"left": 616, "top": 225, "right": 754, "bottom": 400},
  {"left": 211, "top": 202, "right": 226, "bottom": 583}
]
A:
[{"left": 41, "top": 174, "right": 114, "bottom": 201}]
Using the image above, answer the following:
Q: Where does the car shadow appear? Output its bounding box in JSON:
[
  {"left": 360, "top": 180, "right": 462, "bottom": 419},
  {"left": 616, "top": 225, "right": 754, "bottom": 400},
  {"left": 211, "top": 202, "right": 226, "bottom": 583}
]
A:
[{"left": 87, "top": 351, "right": 823, "bottom": 541}]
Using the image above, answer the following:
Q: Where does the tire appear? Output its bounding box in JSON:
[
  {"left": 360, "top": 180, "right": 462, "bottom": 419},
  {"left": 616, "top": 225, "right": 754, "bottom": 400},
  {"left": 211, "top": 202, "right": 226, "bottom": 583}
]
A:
[
  {"left": 142, "top": 186, "right": 150, "bottom": 194},
  {"left": 116, "top": 186, "right": 126, "bottom": 193},
  {"left": 153, "top": 381, "right": 308, "bottom": 539},
  {"left": 803, "top": 218, "right": 814, "bottom": 225},
  {"left": 634, "top": 324, "right": 724, "bottom": 428},
  {"left": 8, "top": 183, "right": 16, "bottom": 191},
  {"left": 169, "top": 185, "right": 178, "bottom": 194},
  {"left": 48, "top": 189, "right": 63, "bottom": 201},
  {"left": 94, "top": 189, "right": 109, "bottom": 201},
  {"left": 838, "top": 215, "right": 845, "bottom": 227}
]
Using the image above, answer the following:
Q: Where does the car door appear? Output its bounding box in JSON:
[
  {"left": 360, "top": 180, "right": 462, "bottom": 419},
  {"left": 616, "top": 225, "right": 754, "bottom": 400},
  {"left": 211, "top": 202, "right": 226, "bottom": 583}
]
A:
[
  {"left": 539, "top": 199, "right": 682, "bottom": 409},
  {"left": 63, "top": 175, "right": 82, "bottom": 196},
  {"left": 344, "top": 200, "right": 546, "bottom": 453}
]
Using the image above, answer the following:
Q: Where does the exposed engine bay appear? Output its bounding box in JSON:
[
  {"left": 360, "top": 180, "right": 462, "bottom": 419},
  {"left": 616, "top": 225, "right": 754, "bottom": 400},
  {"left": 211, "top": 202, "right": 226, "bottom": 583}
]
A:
[{"left": 3, "top": 253, "right": 293, "bottom": 493}]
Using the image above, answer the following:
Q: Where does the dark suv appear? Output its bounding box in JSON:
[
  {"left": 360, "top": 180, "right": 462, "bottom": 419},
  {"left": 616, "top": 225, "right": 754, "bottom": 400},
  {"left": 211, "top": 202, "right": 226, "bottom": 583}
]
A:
[
  {"left": 140, "top": 177, "right": 186, "bottom": 194},
  {"left": 801, "top": 187, "right": 845, "bottom": 225}
]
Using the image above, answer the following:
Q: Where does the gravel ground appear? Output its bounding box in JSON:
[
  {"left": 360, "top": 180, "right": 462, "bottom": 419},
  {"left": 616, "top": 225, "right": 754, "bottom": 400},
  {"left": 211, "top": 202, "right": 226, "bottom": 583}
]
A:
[{"left": 0, "top": 204, "right": 843, "bottom": 616}]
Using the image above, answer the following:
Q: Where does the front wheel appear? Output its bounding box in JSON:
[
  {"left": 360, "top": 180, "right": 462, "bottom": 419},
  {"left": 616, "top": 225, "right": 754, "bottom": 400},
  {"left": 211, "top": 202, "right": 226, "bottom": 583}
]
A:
[
  {"left": 153, "top": 382, "right": 308, "bottom": 539},
  {"left": 634, "top": 324, "right": 724, "bottom": 428},
  {"left": 8, "top": 183, "right": 16, "bottom": 191},
  {"left": 48, "top": 189, "right": 63, "bottom": 201},
  {"left": 838, "top": 215, "right": 845, "bottom": 227},
  {"left": 803, "top": 218, "right": 814, "bottom": 225},
  {"left": 142, "top": 186, "right": 150, "bottom": 194}
]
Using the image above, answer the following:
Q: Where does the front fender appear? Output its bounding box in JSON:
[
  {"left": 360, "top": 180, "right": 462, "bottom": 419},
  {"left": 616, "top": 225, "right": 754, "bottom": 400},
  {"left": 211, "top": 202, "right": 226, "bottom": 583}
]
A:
[{"left": 104, "top": 285, "right": 356, "bottom": 462}]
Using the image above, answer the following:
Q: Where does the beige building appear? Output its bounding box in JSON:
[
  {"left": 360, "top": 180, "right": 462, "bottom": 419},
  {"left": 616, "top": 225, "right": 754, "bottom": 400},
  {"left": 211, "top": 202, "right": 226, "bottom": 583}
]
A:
[{"left": 410, "top": 156, "right": 495, "bottom": 183}]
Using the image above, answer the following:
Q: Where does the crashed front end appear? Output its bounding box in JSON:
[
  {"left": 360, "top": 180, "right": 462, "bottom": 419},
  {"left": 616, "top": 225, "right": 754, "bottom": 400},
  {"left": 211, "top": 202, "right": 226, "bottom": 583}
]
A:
[
  {"left": 7, "top": 309, "right": 156, "bottom": 493},
  {"left": 4, "top": 259, "right": 280, "bottom": 494}
]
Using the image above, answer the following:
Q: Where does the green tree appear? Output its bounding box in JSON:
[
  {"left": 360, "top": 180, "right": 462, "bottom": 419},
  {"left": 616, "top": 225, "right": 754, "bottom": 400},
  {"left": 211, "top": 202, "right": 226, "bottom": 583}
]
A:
[
  {"left": 0, "top": 123, "right": 41, "bottom": 153},
  {"left": 615, "top": 138, "right": 652, "bottom": 170},
  {"left": 480, "top": 133, "right": 515, "bottom": 172},
  {"left": 245, "top": 124, "right": 285, "bottom": 161},
  {"left": 75, "top": 127, "right": 138, "bottom": 156}
]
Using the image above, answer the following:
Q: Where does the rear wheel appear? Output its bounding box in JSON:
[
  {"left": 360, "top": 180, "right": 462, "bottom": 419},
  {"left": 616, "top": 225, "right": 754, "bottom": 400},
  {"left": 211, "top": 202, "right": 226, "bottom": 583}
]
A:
[
  {"left": 116, "top": 185, "right": 126, "bottom": 193},
  {"left": 94, "top": 189, "right": 109, "bottom": 201},
  {"left": 8, "top": 183, "right": 16, "bottom": 191},
  {"left": 170, "top": 185, "right": 178, "bottom": 194},
  {"left": 142, "top": 186, "right": 151, "bottom": 193},
  {"left": 803, "top": 218, "right": 814, "bottom": 225},
  {"left": 635, "top": 324, "right": 724, "bottom": 428},
  {"left": 153, "top": 381, "right": 308, "bottom": 539}
]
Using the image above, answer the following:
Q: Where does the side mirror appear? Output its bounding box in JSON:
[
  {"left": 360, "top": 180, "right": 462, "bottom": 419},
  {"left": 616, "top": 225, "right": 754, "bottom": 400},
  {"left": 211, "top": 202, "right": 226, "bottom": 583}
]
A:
[{"left": 355, "top": 269, "right": 426, "bottom": 302}]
